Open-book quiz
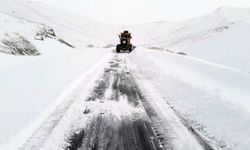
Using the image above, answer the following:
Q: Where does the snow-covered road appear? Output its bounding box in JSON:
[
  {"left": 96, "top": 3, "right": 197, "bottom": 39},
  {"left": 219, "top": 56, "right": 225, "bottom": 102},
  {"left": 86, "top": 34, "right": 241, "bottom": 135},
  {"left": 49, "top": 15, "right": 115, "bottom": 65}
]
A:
[
  {"left": 66, "top": 55, "right": 163, "bottom": 150},
  {"left": 21, "top": 52, "right": 214, "bottom": 150}
]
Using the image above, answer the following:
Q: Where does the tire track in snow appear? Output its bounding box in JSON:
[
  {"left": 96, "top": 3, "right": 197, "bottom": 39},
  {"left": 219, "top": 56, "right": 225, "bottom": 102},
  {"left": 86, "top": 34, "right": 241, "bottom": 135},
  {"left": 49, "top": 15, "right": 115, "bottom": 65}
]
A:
[
  {"left": 66, "top": 54, "right": 164, "bottom": 150},
  {"left": 20, "top": 53, "right": 113, "bottom": 150},
  {"left": 22, "top": 53, "right": 214, "bottom": 150},
  {"left": 66, "top": 54, "right": 215, "bottom": 150}
]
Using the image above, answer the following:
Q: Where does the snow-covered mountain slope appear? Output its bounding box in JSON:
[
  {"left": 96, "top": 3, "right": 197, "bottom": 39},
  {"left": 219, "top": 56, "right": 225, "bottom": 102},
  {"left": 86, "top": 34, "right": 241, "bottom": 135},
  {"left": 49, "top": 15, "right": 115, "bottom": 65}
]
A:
[
  {"left": 128, "top": 7, "right": 250, "bottom": 73},
  {"left": 0, "top": 0, "right": 118, "bottom": 51}
]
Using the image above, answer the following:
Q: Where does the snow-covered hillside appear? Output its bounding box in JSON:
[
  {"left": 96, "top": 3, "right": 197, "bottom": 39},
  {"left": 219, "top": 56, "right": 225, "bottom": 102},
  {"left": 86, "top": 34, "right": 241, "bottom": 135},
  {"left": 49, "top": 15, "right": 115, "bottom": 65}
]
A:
[
  {"left": 129, "top": 7, "right": 250, "bottom": 73},
  {"left": 0, "top": 0, "right": 119, "bottom": 50}
]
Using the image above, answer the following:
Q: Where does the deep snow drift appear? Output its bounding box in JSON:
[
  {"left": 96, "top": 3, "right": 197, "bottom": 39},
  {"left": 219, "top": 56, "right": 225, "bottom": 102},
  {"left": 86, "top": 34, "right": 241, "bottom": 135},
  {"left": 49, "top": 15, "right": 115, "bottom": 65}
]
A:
[{"left": 1, "top": 0, "right": 250, "bottom": 149}]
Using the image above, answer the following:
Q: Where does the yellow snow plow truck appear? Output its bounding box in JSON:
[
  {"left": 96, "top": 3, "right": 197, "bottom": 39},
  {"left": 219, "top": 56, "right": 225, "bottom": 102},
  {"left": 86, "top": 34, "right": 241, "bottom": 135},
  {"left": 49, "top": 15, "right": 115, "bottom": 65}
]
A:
[{"left": 116, "top": 30, "right": 133, "bottom": 53}]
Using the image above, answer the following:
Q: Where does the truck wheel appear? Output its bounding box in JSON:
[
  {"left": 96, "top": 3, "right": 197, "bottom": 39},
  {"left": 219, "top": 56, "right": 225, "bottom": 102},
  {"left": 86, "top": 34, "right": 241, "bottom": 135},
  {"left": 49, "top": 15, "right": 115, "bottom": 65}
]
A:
[
  {"left": 116, "top": 45, "right": 120, "bottom": 53},
  {"left": 129, "top": 45, "right": 133, "bottom": 52}
]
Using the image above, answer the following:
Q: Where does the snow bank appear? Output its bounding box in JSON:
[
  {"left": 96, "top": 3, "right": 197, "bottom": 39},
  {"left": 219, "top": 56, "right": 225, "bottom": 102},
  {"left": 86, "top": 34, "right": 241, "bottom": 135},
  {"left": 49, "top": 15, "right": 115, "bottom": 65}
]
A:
[
  {"left": 0, "top": 42, "right": 112, "bottom": 147},
  {"left": 129, "top": 48, "right": 250, "bottom": 149}
]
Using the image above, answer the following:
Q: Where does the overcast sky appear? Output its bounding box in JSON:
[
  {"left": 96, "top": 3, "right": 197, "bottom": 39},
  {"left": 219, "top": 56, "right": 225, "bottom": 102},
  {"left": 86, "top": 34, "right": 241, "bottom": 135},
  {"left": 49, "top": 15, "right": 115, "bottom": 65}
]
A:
[{"left": 40, "top": 0, "right": 250, "bottom": 25}]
